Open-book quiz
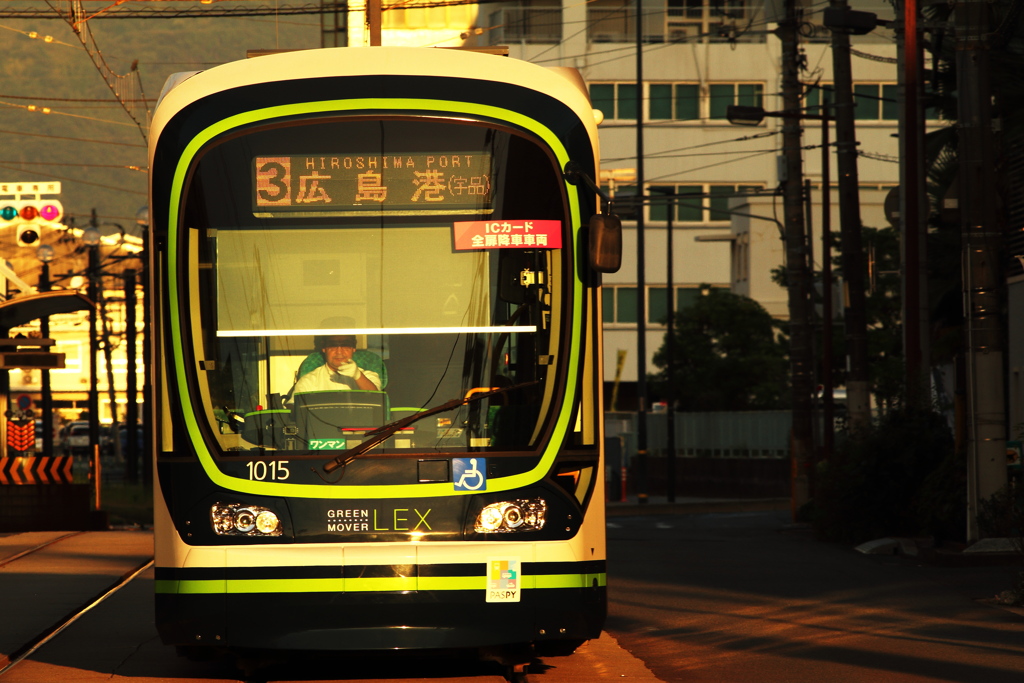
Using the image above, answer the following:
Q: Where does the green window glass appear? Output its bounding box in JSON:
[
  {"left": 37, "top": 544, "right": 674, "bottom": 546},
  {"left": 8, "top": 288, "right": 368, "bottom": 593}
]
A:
[
  {"left": 709, "top": 185, "right": 734, "bottom": 221},
  {"left": 603, "top": 289, "right": 615, "bottom": 323},
  {"left": 650, "top": 84, "right": 672, "bottom": 120},
  {"left": 804, "top": 86, "right": 820, "bottom": 112},
  {"left": 649, "top": 287, "right": 668, "bottom": 324},
  {"left": 591, "top": 84, "right": 615, "bottom": 120},
  {"left": 709, "top": 84, "right": 733, "bottom": 119},
  {"left": 649, "top": 185, "right": 673, "bottom": 221},
  {"left": 737, "top": 83, "right": 763, "bottom": 108},
  {"left": 677, "top": 288, "right": 700, "bottom": 310},
  {"left": 881, "top": 84, "right": 899, "bottom": 120},
  {"left": 677, "top": 184, "right": 703, "bottom": 221},
  {"left": 617, "top": 287, "right": 638, "bottom": 323},
  {"left": 854, "top": 84, "right": 878, "bottom": 120},
  {"left": 617, "top": 83, "right": 638, "bottom": 120},
  {"left": 675, "top": 84, "right": 700, "bottom": 120}
]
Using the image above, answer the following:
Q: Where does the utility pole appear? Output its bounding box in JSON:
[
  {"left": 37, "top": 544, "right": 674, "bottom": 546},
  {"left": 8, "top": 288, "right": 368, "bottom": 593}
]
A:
[
  {"left": 39, "top": 256, "right": 54, "bottom": 458},
  {"left": 87, "top": 210, "right": 101, "bottom": 469},
  {"left": 956, "top": 0, "right": 1007, "bottom": 540},
  {"left": 125, "top": 269, "right": 138, "bottom": 483},
  {"left": 778, "top": 0, "right": 815, "bottom": 513},
  {"left": 662, "top": 189, "right": 677, "bottom": 502},
  {"left": 367, "top": 0, "right": 381, "bottom": 46},
  {"left": 828, "top": 0, "right": 872, "bottom": 433},
  {"left": 634, "top": 0, "right": 649, "bottom": 504},
  {"left": 898, "top": 0, "right": 929, "bottom": 409},
  {"left": 820, "top": 101, "right": 835, "bottom": 462}
]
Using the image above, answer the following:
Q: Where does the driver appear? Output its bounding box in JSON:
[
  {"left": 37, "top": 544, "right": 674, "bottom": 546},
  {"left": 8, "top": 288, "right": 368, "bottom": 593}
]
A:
[{"left": 293, "top": 334, "right": 382, "bottom": 393}]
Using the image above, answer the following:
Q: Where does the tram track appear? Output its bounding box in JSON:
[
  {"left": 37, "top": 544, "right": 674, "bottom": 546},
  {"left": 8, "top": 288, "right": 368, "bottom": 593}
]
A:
[
  {"left": 0, "top": 532, "right": 153, "bottom": 678},
  {"left": 0, "top": 531, "right": 82, "bottom": 570}
]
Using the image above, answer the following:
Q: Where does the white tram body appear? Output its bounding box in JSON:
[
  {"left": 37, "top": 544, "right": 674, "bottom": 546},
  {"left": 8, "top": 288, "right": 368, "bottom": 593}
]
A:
[{"left": 148, "top": 46, "right": 611, "bottom": 657}]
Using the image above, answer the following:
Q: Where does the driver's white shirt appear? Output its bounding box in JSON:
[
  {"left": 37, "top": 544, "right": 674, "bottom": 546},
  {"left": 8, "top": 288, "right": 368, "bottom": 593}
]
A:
[{"left": 293, "top": 364, "right": 382, "bottom": 395}]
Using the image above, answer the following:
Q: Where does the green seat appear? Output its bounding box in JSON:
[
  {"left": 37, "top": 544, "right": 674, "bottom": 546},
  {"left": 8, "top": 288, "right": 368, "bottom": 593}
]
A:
[{"left": 297, "top": 349, "right": 388, "bottom": 388}]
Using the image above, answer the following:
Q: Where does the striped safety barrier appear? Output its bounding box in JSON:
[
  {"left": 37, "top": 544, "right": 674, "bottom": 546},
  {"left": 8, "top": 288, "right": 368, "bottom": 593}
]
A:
[{"left": 0, "top": 456, "right": 75, "bottom": 485}]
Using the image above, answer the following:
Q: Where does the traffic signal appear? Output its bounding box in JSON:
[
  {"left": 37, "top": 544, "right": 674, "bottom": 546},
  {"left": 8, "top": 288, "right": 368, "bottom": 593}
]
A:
[
  {"left": 0, "top": 199, "right": 64, "bottom": 246},
  {"left": 17, "top": 223, "right": 40, "bottom": 246}
]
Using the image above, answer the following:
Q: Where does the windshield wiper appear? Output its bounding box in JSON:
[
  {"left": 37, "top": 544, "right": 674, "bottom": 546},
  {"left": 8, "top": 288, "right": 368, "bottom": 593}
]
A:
[{"left": 322, "top": 380, "right": 540, "bottom": 475}]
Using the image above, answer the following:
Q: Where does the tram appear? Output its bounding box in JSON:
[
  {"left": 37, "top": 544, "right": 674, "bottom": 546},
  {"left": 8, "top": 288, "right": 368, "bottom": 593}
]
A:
[{"left": 148, "top": 45, "right": 620, "bottom": 663}]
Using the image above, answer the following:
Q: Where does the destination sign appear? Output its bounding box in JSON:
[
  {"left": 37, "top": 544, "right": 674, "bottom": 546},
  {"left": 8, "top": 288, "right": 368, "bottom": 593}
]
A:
[{"left": 253, "top": 153, "right": 493, "bottom": 217}]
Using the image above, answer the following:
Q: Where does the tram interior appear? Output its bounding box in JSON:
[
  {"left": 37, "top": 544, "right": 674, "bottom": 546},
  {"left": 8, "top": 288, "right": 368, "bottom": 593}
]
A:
[{"left": 203, "top": 227, "right": 551, "bottom": 454}]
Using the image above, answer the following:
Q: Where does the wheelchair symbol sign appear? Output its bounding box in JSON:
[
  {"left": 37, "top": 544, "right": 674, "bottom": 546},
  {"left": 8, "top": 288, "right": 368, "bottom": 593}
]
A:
[{"left": 453, "top": 457, "right": 487, "bottom": 491}]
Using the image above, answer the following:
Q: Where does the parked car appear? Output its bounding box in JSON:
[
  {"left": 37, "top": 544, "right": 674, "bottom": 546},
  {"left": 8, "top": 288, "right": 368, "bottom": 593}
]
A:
[
  {"left": 118, "top": 423, "right": 144, "bottom": 453},
  {"left": 60, "top": 421, "right": 91, "bottom": 458}
]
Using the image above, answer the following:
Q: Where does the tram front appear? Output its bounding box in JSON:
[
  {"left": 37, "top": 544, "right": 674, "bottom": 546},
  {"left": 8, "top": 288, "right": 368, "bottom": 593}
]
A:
[{"left": 151, "top": 47, "right": 609, "bottom": 656}]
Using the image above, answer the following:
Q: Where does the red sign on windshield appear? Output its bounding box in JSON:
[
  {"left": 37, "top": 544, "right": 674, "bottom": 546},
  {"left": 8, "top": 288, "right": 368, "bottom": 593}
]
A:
[{"left": 453, "top": 220, "right": 562, "bottom": 251}]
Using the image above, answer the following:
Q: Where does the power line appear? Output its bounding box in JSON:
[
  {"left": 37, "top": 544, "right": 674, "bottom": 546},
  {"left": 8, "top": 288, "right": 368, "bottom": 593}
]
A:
[
  {"left": 0, "top": 160, "right": 146, "bottom": 171},
  {"left": 602, "top": 129, "right": 779, "bottom": 163},
  {"left": 0, "top": 98, "right": 140, "bottom": 126},
  {"left": 0, "top": 93, "right": 153, "bottom": 103},
  {"left": 0, "top": 127, "right": 146, "bottom": 147}
]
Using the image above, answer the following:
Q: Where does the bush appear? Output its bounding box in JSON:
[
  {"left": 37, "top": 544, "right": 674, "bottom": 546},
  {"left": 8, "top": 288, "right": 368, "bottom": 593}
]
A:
[
  {"left": 812, "top": 409, "right": 961, "bottom": 544},
  {"left": 977, "top": 484, "right": 1024, "bottom": 539}
]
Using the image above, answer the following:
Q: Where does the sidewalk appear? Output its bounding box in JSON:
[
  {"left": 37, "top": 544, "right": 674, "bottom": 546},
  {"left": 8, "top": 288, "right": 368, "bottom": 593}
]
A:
[{"left": 606, "top": 494, "right": 790, "bottom": 517}]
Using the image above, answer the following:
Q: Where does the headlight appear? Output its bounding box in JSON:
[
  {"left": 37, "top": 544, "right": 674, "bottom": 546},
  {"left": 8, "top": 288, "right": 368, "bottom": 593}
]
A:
[
  {"left": 211, "top": 503, "right": 283, "bottom": 536},
  {"left": 474, "top": 498, "right": 546, "bottom": 533}
]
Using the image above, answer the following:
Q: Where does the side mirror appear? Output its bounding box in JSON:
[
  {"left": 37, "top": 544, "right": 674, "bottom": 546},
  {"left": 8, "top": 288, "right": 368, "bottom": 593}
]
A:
[{"left": 589, "top": 213, "right": 622, "bottom": 273}]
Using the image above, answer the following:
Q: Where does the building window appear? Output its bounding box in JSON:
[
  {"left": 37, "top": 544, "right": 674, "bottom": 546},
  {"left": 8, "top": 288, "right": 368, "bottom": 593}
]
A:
[
  {"left": 805, "top": 83, "right": 927, "bottom": 121},
  {"left": 591, "top": 81, "right": 763, "bottom": 121},
  {"left": 591, "top": 83, "right": 638, "bottom": 121},
  {"left": 649, "top": 83, "right": 700, "bottom": 120},
  {"left": 853, "top": 83, "right": 899, "bottom": 120},
  {"left": 586, "top": 0, "right": 765, "bottom": 43},
  {"left": 604, "top": 284, "right": 728, "bottom": 326},
  {"left": 588, "top": 0, "right": 634, "bottom": 43},
  {"left": 384, "top": 0, "right": 474, "bottom": 28},
  {"left": 648, "top": 183, "right": 763, "bottom": 223},
  {"left": 604, "top": 286, "right": 638, "bottom": 324},
  {"left": 486, "top": 3, "right": 562, "bottom": 44},
  {"left": 708, "top": 82, "right": 763, "bottom": 119},
  {"left": 666, "top": 0, "right": 761, "bottom": 43}
]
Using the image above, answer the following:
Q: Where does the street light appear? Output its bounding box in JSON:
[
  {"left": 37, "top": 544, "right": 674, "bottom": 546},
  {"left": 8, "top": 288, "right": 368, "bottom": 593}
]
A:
[
  {"left": 725, "top": 105, "right": 768, "bottom": 126},
  {"left": 724, "top": 101, "right": 819, "bottom": 507},
  {"left": 725, "top": 102, "right": 838, "bottom": 464}
]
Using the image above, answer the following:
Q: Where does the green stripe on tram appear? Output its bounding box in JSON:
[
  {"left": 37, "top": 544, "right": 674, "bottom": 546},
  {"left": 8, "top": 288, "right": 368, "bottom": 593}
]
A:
[{"left": 155, "top": 573, "right": 606, "bottom": 595}]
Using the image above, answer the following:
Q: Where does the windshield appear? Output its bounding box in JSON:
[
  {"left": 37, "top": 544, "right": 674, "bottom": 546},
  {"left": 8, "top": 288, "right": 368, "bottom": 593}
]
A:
[{"left": 181, "top": 117, "right": 569, "bottom": 457}]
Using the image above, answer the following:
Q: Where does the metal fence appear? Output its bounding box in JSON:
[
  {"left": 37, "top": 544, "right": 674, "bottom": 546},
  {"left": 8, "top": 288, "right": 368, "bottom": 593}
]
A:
[{"left": 606, "top": 410, "right": 790, "bottom": 461}]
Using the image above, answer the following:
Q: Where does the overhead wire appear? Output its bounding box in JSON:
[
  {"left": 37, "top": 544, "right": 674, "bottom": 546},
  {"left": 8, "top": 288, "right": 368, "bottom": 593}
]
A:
[
  {"left": 0, "top": 97, "right": 142, "bottom": 126},
  {"left": 0, "top": 160, "right": 146, "bottom": 171},
  {"left": 0, "top": 126, "right": 145, "bottom": 147},
  {"left": 0, "top": 162, "right": 147, "bottom": 194}
]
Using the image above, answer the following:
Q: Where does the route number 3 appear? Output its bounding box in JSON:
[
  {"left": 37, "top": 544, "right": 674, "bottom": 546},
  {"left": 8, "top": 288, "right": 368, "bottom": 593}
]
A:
[{"left": 246, "top": 460, "right": 290, "bottom": 481}]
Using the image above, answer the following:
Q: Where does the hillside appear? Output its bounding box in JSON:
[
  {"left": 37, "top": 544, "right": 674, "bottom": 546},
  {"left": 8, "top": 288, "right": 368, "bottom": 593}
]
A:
[{"left": 0, "top": 1, "right": 321, "bottom": 237}]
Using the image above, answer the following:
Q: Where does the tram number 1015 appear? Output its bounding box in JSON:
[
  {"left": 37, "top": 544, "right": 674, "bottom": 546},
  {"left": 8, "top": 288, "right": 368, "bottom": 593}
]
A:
[{"left": 246, "top": 460, "right": 291, "bottom": 481}]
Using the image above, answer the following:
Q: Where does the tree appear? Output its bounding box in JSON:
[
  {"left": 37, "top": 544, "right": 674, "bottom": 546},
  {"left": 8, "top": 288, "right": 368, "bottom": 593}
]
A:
[{"left": 649, "top": 287, "right": 789, "bottom": 411}]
